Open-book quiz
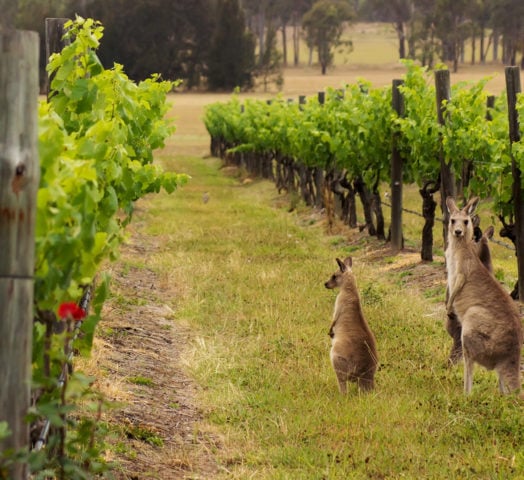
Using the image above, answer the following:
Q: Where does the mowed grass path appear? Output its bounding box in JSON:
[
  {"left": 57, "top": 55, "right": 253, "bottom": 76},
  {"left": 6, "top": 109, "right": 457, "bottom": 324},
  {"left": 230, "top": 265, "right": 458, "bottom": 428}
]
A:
[{"left": 132, "top": 148, "right": 524, "bottom": 479}]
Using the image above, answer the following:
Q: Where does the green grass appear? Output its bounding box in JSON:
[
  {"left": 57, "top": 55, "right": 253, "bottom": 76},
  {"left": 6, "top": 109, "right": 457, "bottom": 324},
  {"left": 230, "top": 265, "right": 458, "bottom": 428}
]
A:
[
  {"left": 123, "top": 424, "right": 164, "bottom": 447},
  {"left": 132, "top": 154, "right": 523, "bottom": 479},
  {"left": 127, "top": 376, "right": 154, "bottom": 387}
]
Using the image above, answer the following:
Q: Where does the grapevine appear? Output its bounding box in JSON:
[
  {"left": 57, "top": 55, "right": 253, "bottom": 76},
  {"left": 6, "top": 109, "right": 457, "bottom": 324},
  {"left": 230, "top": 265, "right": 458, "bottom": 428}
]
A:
[
  {"left": 204, "top": 61, "right": 524, "bottom": 255},
  {"left": 2, "top": 16, "right": 188, "bottom": 478}
]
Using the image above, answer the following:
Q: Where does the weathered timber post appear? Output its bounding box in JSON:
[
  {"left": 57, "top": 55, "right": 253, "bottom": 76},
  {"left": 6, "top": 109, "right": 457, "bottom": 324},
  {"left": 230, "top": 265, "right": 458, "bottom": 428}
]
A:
[
  {"left": 313, "top": 92, "right": 325, "bottom": 209},
  {"left": 315, "top": 90, "right": 334, "bottom": 229},
  {"left": 486, "top": 95, "right": 495, "bottom": 121},
  {"left": 391, "top": 79, "right": 405, "bottom": 253},
  {"left": 45, "top": 17, "right": 70, "bottom": 97},
  {"left": 505, "top": 66, "right": 524, "bottom": 300},
  {"left": 0, "top": 30, "right": 40, "bottom": 479},
  {"left": 435, "top": 69, "right": 456, "bottom": 246}
]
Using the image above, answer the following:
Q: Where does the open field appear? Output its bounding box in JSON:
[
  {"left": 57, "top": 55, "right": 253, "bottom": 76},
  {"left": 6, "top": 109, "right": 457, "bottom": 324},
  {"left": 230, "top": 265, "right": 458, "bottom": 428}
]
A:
[
  {"left": 271, "top": 22, "right": 509, "bottom": 95},
  {"left": 279, "top": 62, "right": 510, "bottom": 96},
  {"left": 170, "top": 61, "right": 512, "bottom": 157},
  {"left": 171, "top": 21, "right": 512, "bottom": 151},
  {"left": 279, "top": 22, "right": 505, "bottom": 75}
]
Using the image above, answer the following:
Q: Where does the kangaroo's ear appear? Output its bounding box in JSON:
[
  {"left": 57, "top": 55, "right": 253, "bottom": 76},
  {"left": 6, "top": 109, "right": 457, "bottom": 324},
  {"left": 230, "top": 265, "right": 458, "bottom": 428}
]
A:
[
  {"left": 446, "top": 196, "right": 458, "bottom": 214},
  {"left": 484, "top": 225, "right": 495, "bottom": 240},
  {"left": 343, "top": 256, "right": 353, "bottom": 269},
  {"left": 464, "top": 196, "right": 480, "bottom": 216},
  {"left": 336, "top": 258, "right": 346, "bottom": 272}
]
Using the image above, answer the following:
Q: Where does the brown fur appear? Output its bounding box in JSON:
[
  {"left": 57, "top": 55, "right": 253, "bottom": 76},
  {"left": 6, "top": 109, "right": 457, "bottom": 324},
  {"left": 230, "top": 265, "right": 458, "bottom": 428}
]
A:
[
  {"left": 446, "top": 197, "right": 523, "bottom": 394},
  {"left": 446, "top": 212, "right": 495, "bottom": 365},
  {"left": 475, "top": 225, "right": 494, "bottom": 273},
  {"left": 324, "top": 257, "right": 378, "bottom": 394}
]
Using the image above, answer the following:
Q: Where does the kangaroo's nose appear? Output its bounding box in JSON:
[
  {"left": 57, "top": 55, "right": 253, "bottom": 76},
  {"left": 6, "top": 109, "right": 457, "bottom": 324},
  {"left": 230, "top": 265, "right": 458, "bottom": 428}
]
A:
[{"left": 454, "top": 229, "right": 462, "bottom": 236}]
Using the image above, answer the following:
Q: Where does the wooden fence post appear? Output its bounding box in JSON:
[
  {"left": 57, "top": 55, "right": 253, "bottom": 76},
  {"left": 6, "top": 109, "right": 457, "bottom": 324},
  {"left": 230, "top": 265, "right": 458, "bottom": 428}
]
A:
[
  {"left": 435, "top": 69, "right": 456, "bottom": 246},
  {"left": 312, "top": 92, "right": 325, "bottom": 209},
  {"left": 45, "top": 17, "right": 70, "bottom": 97},
  {"left": 391, "top": 79, "right": 405, "bottom": 253},
  {"left": 0, "top": 30, "right": 40, "bottom": 479},
  {"left": 505, "top": 66, "right": 524, "bottom": 300},
  {"left": 486, "top": 95, "right": 495, "bottom": 121}
]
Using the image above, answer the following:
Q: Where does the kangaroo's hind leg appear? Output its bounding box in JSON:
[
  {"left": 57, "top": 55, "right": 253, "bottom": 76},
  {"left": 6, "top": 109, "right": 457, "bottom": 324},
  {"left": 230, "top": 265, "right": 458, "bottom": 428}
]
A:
[
  {"left": 496, "top": 360, "right": 521, "bottom": 394},
  {"left": 497, "top": 374, "right": 508, "bottom": 394},
  {"left": 463, "top": 353, "right": 474, "bottom": 394},
  {"left": 461, "top": 323, "right": 480, "bottom": 394},
  {"left": 356, "top": 376, "right": 374, "bottom": 392},
  {"left": 331, "top": 352, "right": 349, "bottom": 395}
]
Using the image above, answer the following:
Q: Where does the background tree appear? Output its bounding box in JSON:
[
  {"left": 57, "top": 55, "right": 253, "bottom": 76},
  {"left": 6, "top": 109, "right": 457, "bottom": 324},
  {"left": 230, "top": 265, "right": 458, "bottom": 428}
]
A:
[
  {"left": 291, "top": 0, "right": 315, "bottom": 65},
  {"left": 82, "top": 0, "right": 213, "bottom": 87},
  {"left": 402, "top": 0, "right": 431, "bottom": 66},
  {"left": 491, "top": 0, "right": 524, "bottom": 66},
  {"left": 433, "top": 0, "right": 473, "bottom": 72},
  {"left": 302, "top": 0, "right": 354, "bottom": 74},
  {"left": 468, "top": 0, "right": 495, "bottom": 64},
  {"left": 12, "top": 0, "right": 524, "bottom": 88},
  {"left": 242, "top": 0, "right": 313, "bottom": 67},
  {"left": 275, "top": 0, "right": 292, "bottom": 66},
  {"left": 365, "top": 0, "right": 413, "bottom": 59},
  {"left": 207, "top": 0, "right": 256, "bottom": 90},
  {"left": 274, "top": 0, "right": 314, "bottom": 66},
  {"left": 255, "top": 25, "right": 284, "bottom": 91},
  {"left": 242, "top": 0, "right": 273, "bottom": 66}
]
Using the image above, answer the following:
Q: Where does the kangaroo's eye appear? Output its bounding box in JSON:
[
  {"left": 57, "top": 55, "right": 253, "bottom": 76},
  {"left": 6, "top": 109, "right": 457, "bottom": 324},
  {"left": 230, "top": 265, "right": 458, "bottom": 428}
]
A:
[
  {"left": 464, "top": 220, "right": 469, "bottom": 226},
  {"left": 451, "top": 219, "right": 455, "bottom": 225}
]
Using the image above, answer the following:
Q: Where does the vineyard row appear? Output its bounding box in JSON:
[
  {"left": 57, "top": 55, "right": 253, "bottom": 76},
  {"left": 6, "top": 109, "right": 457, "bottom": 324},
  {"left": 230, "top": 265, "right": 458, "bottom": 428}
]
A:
[{"left": 204, "top": 62, "right": 524, "bottom": 271}]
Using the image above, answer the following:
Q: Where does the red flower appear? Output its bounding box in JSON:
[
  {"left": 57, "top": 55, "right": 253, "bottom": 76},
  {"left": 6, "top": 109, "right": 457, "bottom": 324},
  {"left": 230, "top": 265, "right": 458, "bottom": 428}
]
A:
[{"left": 57, "top": 302, "right": 86, "bottom": 321}]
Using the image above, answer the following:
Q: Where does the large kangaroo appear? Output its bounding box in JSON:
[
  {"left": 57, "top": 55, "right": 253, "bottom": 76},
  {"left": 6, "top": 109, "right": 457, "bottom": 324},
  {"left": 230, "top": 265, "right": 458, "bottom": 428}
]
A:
[
  {"left": 446, "top": 197, "right": 523, "bottom": 394},
  {"left": 324, "top": 257, "right": 378, "bottom": 393},
  {"left": 446, "top": 201, "right": 495, "bottom": 365}
]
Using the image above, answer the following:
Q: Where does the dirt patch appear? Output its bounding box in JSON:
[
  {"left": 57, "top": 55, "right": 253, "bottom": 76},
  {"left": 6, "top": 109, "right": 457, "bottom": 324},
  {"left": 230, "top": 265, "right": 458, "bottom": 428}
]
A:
[{"left": 89, "top": 234, "right": 219, "bottom": 479}]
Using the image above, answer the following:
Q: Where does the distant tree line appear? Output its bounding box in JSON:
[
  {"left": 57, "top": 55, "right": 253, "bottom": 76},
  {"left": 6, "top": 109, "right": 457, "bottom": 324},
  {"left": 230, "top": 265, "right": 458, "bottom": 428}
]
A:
[
  {"left": 12, "top": 0, "right": 524, "bottom": 91},
  {"left": 361, "top": 0, "right": 524, "bottom": 71}
]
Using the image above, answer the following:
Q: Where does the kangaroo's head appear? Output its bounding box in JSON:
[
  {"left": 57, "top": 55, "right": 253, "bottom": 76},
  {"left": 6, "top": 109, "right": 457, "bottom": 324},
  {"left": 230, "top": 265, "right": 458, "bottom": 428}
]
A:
[
  {"left": 324, "top": 257, "right": 353, "bottom": 289},
  {"left": 446, "top": 196, "right": 479, "bottom": 242}
]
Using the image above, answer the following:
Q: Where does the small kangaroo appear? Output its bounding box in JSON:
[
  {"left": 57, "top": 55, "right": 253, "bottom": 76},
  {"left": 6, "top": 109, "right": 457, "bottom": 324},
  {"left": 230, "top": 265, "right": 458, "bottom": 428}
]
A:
[
  {"left": 324, "top": 257, "right": 378, "bottom": 393},
  {"left": 446, "top": 197, "right": 523, "bottom": 394}
]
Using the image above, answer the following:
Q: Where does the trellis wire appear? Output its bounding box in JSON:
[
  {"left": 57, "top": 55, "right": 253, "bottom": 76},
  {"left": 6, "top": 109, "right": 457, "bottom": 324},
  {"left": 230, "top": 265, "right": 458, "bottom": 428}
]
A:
[{"left": 32, "top": 285, "right": 93, "bottom": 452}]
